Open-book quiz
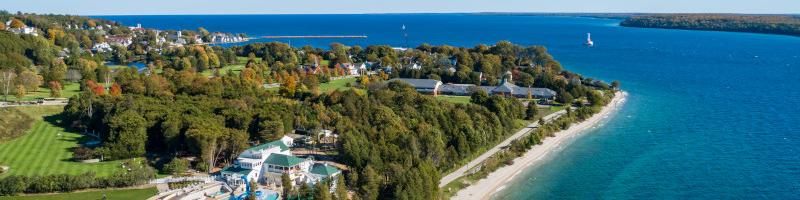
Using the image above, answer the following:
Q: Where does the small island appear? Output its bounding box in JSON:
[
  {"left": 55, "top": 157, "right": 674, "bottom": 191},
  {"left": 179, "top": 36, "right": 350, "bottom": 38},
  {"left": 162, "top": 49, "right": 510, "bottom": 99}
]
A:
[{"left": 620, "top": 14, "right": 800, "bottom": 37}]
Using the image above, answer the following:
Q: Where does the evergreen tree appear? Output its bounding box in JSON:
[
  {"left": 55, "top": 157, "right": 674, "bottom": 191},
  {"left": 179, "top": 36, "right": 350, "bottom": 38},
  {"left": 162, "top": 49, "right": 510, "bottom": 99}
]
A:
[
  {"left": 281, "top": 173, "right": 293, "bottom": 197},
  {"left": 334, "top": 175, "right": 348, "bottom": 200},
  {"left": 313, "top": 180, "right": 332, "bottom": 200},
  {"left": 526, "top": 102, "right": 538, "bottom": 120}
]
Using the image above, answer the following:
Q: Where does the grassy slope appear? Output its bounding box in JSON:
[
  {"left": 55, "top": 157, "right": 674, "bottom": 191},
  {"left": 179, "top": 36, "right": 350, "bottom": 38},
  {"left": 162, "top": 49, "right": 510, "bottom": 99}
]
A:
[
  {"left": 319, "top": 78, "right": 356, "bottom": 92},
  {"left": 0, "top": 187, "right": 157, "bottom": 200},
  {"left": 435, "top": 95, "right": 471, "bottom": 104},
  {"left": 2, "top": 82, "right": 80, "bottom": 102},
  {"left": 0, "top": 106, "right": 125, "bottom": 178}
]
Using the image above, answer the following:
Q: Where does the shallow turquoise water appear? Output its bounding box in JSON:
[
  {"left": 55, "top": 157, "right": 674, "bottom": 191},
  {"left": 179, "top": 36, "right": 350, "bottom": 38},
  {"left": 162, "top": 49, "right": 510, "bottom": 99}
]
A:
[{"left": 100, "top": 14, "right": 800, "bottom": 199}]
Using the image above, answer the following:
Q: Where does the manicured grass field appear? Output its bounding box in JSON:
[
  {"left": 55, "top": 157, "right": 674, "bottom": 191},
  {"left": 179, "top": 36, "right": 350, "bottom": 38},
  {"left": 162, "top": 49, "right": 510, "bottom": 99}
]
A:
[
  {"left": 201, "top": 64, "right": 246, "bottom": 76},
  {"left": 319, "top": 78, "right": 356, "bottom": 92},
  {"left": 2, "top": 82, "right": 80, "bottom": 102},
  {"left": 436, "top": 95, "right": 472, "bottom": 104},
  {"left": 0, "top": 187, "right": 158, "bottom": 200},
  {"left": 0, "top": 106, "right": 125, "bottom": 178}
]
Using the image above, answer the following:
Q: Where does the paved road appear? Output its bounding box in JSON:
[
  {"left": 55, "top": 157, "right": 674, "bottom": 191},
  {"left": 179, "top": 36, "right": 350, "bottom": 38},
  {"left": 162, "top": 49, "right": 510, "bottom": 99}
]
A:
[
  {"left": 438, "top": 109, "right": 568, "bottom": 188},
  {"left": 0, "top": 101, "right": 67, "bottom": 108}
]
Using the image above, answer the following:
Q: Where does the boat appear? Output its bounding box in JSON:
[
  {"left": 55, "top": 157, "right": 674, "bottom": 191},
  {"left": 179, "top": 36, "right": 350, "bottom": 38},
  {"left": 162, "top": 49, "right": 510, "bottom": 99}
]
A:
[{"left": 585, "top": 33, "right": 594, "bottom": 46}]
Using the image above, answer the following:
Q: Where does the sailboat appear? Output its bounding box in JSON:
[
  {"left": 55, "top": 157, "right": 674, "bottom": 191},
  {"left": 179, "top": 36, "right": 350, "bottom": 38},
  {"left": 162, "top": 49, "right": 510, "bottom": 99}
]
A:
[{"left": 585, "top": 33, "right": 594, "bottom": 46}]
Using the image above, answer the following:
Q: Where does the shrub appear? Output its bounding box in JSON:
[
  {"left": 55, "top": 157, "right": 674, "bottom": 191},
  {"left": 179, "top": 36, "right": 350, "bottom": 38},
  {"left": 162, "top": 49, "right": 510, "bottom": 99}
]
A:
[
  {"left": 0, "top": 161, "right": 155, "bottom": 196},
  {"left": 162, "top": 158, "right": 189, "bottom": 176},
  {"left": 193, "top": 161, "right": 209, "bottom": 173},
  {"left": 72, "top": 146, "right": 97, "bottom": 161},
  {"left": 168, "top": 181, "right": 202, "bottom": 189}
]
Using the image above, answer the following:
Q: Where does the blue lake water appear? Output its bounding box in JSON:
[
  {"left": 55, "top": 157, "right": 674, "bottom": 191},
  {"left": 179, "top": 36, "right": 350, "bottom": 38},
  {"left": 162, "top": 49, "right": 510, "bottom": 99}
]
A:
[{"left": 97, "top": 14, "right": 800, "bottom": 199}]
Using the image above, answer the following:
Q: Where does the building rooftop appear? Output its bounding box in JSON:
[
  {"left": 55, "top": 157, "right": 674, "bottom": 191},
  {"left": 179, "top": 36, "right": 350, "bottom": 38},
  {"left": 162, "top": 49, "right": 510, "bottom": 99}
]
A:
[
  {"left": 249, "top": 140, "right": 289, "bottom": 152},
  {"left": 265, "top": 154, "right": 306, "bottom": 167},
  {"left": 310, "top": 163, "right": 340, "bottom": 176},
  {"left": 439, "top": 84, "right": 475, "bottom": 95},
  {"left": 221, "top": 166, "right": 253, "bottom": 175},
  {"left": 389, "top": 78, "right": 441, "bottom": 89},
  {"left": 491, "top": 81, "right": 516, "bottom": 94}
]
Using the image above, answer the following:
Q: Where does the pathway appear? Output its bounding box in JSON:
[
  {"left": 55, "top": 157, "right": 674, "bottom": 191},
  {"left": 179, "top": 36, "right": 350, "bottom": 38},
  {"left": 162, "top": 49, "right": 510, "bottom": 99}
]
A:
[{"left": 438, "top": 109, "right": 567, "bottom": 187}]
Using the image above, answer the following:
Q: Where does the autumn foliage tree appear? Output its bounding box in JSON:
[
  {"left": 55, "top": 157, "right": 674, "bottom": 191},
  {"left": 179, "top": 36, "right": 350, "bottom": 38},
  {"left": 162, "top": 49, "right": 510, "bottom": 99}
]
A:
[
  {"left": 85, "top": 80, "right": 105, "bottom": 95},
  {"left": 14, "top": 85, "right": 25, "bottom": 101},
  {"left": 48, "top": 81, "right": 62, "bottom": 97},
  {"left": 109, "top": 83, "right": 122, "bottom": 96},
  {"left": 280, "top": 75, "right": 297, "bottom": 97},
  {"left": 9, "top": 18, "right": 25, "bottom": 29}
]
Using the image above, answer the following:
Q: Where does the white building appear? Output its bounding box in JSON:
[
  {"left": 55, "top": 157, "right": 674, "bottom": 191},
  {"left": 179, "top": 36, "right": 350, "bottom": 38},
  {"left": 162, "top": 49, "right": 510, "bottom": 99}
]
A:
[
  {"left": 5, "top": 20, "right": 38, "bottom": 36},
  {"left": 406, "top": 63, "right": 421, "bottom": 70},
  {"left": 128, "top": 23, "right": 145, "bottom": 32},
  {"left": 340, "top": 63, "right": 367, "bottom": 76},
  {"left": 211, "top": 33, "right": 244, "bottom": 43},
  {"left": 93, "top": 42, "right": 112, "bottom": 52},
  {"left": 220, "top": 140, "right": 340, "bottom": 189},
  {"left": 106, "top": 35, "right": 132, "bottom": 47}
]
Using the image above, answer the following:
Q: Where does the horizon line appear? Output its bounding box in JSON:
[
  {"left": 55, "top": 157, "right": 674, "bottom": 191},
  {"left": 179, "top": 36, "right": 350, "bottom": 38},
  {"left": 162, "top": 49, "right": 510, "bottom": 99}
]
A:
[{"left": 5, "top": 10, "right": 797, "bottom": 17}]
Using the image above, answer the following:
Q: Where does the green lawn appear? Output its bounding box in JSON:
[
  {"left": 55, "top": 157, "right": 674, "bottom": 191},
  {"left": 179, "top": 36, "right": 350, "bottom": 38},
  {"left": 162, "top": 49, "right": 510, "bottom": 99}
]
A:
[
  {"left": 0, "top": 187, "right": 157, "bottom": 200},
  {"left": 319, "top": 78, "right": 356, "bottom": 92},
  {"left": 0, "top": 106, "right": 126, "bottom": 178},
  {"left": 436, "top": 95, "right": 471, "bottom": 104},
  {"left": 105, "top": 65, "right": 129, "bottom": 70},
  {"left": 536, "top": 105, "right": 565, "bottom": 120},
  {"left": 2, "top": 82, "right": 80, "bottom": 102},
  {"left": 201, "top": 64, "right": 246, "bottom": 76}
]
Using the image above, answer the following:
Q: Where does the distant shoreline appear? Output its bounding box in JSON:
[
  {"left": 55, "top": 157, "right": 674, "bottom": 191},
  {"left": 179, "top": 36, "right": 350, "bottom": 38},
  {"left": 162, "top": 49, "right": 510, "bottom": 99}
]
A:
[
  {"left": 87, "top": 12, "right": 799, "bottom": 17},
  {"left": 451, "top": 91, "right": 628, "bottom": 200},
  {"left": 619, "top": 14, "right": 800, "bottom": 37}
]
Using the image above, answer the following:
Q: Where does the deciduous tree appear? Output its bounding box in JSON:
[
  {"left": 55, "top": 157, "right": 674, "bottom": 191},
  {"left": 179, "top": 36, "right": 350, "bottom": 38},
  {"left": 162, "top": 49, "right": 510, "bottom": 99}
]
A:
[{"left": 48, "top": 81, "right": 62, "bottom": 97}]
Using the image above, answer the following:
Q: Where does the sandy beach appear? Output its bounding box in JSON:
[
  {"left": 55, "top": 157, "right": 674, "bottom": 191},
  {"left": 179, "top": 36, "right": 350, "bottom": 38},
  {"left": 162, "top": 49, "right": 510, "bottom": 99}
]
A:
[{"left": 451, "top": 91, "right": 628, "bottom": 200}]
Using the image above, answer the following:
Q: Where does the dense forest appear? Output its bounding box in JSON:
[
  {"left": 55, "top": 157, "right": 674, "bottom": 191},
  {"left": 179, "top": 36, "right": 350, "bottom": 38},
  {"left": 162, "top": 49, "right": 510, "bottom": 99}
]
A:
[
  {"left": 0, "top": 11, "right": 619, "bottom": 199},
  {"left": 620, "top": 14, "right": 800, "bottom": 37}
]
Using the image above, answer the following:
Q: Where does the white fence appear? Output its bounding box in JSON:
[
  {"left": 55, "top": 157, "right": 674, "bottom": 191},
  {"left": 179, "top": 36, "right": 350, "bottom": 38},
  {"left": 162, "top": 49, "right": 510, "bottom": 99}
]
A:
[{"left": 149, "top": 176, "right": 216, "bottom": 184}]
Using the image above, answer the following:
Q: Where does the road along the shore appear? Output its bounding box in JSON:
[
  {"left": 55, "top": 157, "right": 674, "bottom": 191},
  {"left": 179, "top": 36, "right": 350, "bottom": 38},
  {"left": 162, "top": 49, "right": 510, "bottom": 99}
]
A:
[{"left": 451, "top": 91, "right": 627, "bottom": 200}]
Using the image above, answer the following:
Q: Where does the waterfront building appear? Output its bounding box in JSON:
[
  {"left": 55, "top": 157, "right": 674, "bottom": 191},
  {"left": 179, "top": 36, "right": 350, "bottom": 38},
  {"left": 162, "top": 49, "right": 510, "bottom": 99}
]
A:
[{"left": 220, "top": 139, "right": 340, "bottom": 190}]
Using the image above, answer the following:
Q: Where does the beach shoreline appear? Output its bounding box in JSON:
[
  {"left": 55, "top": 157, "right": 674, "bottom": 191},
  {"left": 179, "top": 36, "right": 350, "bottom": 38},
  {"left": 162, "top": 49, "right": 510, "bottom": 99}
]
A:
[{"left": 451, "top": 91, "right": 628, "bottom": 200}]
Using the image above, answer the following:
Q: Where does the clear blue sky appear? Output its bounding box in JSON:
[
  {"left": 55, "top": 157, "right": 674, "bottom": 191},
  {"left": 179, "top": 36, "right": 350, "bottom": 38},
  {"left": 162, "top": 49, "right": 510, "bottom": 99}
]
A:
[{"left": 4, "top": 0, "right": 799, "bottom": 15}]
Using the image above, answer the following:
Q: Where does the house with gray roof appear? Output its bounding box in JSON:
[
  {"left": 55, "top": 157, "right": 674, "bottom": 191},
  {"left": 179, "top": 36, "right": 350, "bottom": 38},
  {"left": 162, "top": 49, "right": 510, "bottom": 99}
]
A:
[
  {"left": 389, "top": 78, "right": 443, "bottom": 95},
  {"left": 390, "top": 78, "right": 556, "bottom": 99},
  {"left": 439, "top": 84, "right": 478, "bottom": 96},
  {"left": 479, "top": 80, "right": 557, "bottom": 99}
]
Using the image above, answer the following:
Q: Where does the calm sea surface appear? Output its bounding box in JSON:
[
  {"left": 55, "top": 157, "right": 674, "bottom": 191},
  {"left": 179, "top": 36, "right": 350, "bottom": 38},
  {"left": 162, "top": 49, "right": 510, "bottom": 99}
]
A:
[{"left": 98, "top": 14, "right": 800, "bottom": 199}]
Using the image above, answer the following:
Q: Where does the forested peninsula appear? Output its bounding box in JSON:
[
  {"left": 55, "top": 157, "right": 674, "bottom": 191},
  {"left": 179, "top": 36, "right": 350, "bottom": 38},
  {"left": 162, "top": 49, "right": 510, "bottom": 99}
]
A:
[
  {"left": 0, "top": 11, "right": 620, "bottom": 200},
  {"left": 620, "top": 14, "right": 800, "bottom": 37}
]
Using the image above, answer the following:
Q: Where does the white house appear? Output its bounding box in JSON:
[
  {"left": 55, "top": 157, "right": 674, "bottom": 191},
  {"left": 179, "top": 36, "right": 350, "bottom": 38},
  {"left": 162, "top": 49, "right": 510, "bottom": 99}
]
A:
[
  {"left": 128, "top": 23, "right": 145, "bottom": 32},
  {"left": 220, "top": 139, "right": 340, "bottom": 190},
  {"left": 211, "top": 33, "right": 244, "bottom": 43},
  {"left": 280, "top": 135, "right": 294, "bottom": 147},
  {"left": 93, "top": 42, "right": 112, "bottom": 52},
  {"left": 106, "top": 35, "right": 132, "bottom": 47},
  {"left": 5, "top": 20, "right": 39, "bottom": 36},
  {"left": 406, "top": 63, "right": 421, "bottom": 70},
  {"left": 355, "top": 63, "right": 368, "bottom": 74},
  {"left": 340, "top": 63, "right": 367, "bottom": 76}
]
